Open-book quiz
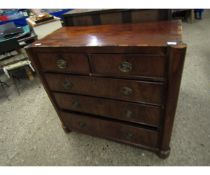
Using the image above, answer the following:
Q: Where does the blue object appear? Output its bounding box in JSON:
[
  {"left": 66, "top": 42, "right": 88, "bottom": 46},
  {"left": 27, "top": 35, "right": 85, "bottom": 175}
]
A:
[
  {"left": 194, "top": 9, "right": 204, "bottom": 19},
  {"left": 49, "top": 9, "right": 72, "bottom": 19},
  {"left": 0, "top": 17, "right": 28, "bottom": 27},
  {"left": 0, "top": 9, "right": 28, "bottom": 26}
]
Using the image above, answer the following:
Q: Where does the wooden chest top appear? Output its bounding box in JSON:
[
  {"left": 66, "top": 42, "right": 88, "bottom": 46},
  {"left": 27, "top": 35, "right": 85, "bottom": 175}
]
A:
[{"left": 30, "top": 20, "right": 183, "bottom": 48}]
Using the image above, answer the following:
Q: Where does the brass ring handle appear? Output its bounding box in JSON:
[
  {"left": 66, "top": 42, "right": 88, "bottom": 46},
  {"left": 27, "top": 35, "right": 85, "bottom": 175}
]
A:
[
  {"left": 72, "top": 101, "right": 80, "bottom": 108},
  {"left": 56, "top": 59, "right": 67, "bottom": 69},
  {"left": 119, "top": 61, "right": 132, "bottom": 73},
  {"left": 78, "top": 121, "right": 86, "bottom": 128},
  {"left": 63, "top": 80, "right": 73, "bottom": 90},
  {"left": 125, "top": 110, "right": 132, "bottom": 118},
  {"left": 120, "top": 86, "right": 133, "bottom": 96}
]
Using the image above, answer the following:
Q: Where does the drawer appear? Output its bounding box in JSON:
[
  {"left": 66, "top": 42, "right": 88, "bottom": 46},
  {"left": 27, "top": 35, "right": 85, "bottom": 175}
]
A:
[
  {"left": 54, "top": 93, "right": 162, "bottom": 127},
  {"left": 60, "top": 111, "right": 159, "bottom": 148},
  {"left": 45, "top": 73, "right": 164, "bottom": 105},
  {"left": 37, "top": 53, "right": 90, "bottom": 74},
  {"left": 90, "top": 54, "right": 166, "bottom": 78}
]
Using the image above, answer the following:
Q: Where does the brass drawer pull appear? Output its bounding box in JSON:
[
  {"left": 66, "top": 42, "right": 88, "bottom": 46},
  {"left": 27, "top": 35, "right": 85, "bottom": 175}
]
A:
[
  {"left": 119, "top": 61, "right": 132, "bottom": 73},
  {"left": 121, "top": 86, "right": 133, "bottom": 96},
  {"left": 56, "top": 59, "right": 67, "bottom": 69},
  {"left": 78, "top": 121, "right": 86, "bottom": 128},
  {"left": 72, "top": 101, "right": 80, "bottom": 108},
  {"left": 125, "top": 133, "right": 133, "bottom": 140},
  {"left": 63, "top": 80, "right": 73, "bottom": 90},
  {"left": 125, "top": 110, "right": 132, "bottom": 118}
]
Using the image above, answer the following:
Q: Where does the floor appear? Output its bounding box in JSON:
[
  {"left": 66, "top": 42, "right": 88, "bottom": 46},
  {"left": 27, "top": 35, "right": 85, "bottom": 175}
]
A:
[{"left": 0, "top": 11, "right": 210, "bottom": 166}]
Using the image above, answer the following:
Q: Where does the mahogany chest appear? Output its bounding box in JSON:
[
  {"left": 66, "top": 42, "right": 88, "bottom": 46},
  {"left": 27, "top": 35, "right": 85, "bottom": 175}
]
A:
[{"left": 26, "top": 20, "right": 186, "bottom": 158}]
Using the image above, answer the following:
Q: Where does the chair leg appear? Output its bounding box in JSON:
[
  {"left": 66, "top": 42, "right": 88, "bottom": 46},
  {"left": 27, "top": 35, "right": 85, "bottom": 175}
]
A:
[
  {"left": 0, "top": 80, "right": 9, "bottom": 87},
  {"left": 11, "top": 76, "right": 21, "bottom": 95},
  {"left": 0, "top": 81, "right": 10, "bottom": 100}
]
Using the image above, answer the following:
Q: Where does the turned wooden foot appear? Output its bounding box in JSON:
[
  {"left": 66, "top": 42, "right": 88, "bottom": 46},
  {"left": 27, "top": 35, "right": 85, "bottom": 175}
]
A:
[
  {"left": 157, "top": 149, "right": 170, "bottom": 159},
  {"left": 62, "top": 125, "right": 72, "bottom": 133}
]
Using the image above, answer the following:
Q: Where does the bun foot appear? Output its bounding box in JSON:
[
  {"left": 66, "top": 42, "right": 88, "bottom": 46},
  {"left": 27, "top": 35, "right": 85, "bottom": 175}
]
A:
[
  {"left": 62, "top": 125, "right": 71, "bottom": 133},
  {"left": 157, "top": 149, "right": 170, "bottom": 159}
]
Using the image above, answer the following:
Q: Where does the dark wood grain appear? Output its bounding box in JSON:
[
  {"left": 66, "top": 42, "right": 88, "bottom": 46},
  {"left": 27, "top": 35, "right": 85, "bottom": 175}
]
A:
[
  {"left": 45, "top": 73, "right": 164, "bottom": 105},
  {"left": 90, "top": 53, "right": 166, "bottom": 78},
  {"left": 30, "top": 20, "right": 182, "bottom": 48},
  {"left": 37, "top": 52, "right": 90, "bottom": 74},
  {"left": 54, "top": 92, "right": 162, "bottom": 127},
  {"left": 158, "top": 44, "right": 187, "bottom": 158},
  {"left": 100, "top": 12, "right": 122, "bottom": 25},
  {"left": 61, "top": 111, "right": 159, "bottom": 148},
  {"left": 30, "top": 46, "right": 167, "bottom": 56},
  {"left": 122, "top": 10, "right": 131, "bottom": 23},
  {"left": 63, "top": 9, "right": 171, "bottom": 26},
  {"left": 131, "top": 10, "right": 168, "bottom": 23},
  {"left": 72, "top": 15, "right": 93, "bottom": 26}
]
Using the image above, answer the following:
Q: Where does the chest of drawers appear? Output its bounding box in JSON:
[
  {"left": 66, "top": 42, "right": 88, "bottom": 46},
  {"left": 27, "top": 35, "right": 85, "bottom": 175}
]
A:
[{"left": 26, "top": 20, "right": 186, "bottom": 158}]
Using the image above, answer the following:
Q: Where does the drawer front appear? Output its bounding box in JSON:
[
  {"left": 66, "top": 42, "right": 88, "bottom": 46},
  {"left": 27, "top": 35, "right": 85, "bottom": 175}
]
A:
[
  {"left": 45, "top": 73, "right": 164, "bottom": 105},
  {"left": 90, "top": 54, "right": 166, "bottom": 78},
  {"left": 61, "top": 111, "right": 159, "bottom": 148},
  {"left": 37, "top": 53, "right": 90, "bottom": 74},
  {"left": 54, "top": 93, "right": 162, "bottom": 127}
]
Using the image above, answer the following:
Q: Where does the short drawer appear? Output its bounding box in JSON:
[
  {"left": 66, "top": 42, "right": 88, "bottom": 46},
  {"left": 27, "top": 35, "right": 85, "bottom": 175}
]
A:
[
  {"left": 90, "top": 54, "right": 166, "bottom": 78},
  {"left": 54, "top": 93, "right": 162, "bottom": 127},
  {"left": 37, "top": 52, "right": 90, "bottom": 74},
  {"left": 60, "top": 111, "right": 159, "bottom": 148},
  {"left": 45, "top": 73, "right": 164, "bottom": 105}
]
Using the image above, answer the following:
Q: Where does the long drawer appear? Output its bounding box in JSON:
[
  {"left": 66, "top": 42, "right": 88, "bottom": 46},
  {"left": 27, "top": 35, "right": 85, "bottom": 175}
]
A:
[
  {"left": 60, "top": 111, "right": 159, "bottom": 148},
  {"left": 45, "top": 73, "right": 164, "bottom": 105},
  {"left": 37, "top": 52, "right": 90, "bottom": 74},
  {"left": 54, "top": 92, "right": 162, "bottom": 127},
  {"left": 90, "top": 54, "right": 166, "bottom": 78}
]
